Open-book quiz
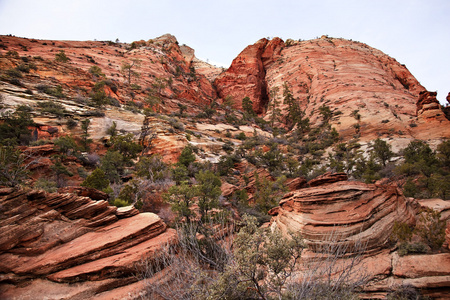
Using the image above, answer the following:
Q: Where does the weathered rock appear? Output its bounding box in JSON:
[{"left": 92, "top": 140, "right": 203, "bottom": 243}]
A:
[
  {"left": 47, "top": 228, "right": 176, "bottom": 283},
  {"left": 58, "top": 186, "right": 109, "bottom": 200},
  {"left": 1, "top": 213, "right": 166, "bottom": 275},
  {"left": 417, "top": 91, "right": 442, "bottom": 116},
  {"left": 446, "top": 223, "right": 450, "bottom": 250},
  {"left": 393, "top": 253, "right": 450, "bottom": 278},
  {"left": 221, "top": 181, "right": 238, "bottom": 198},
  {"left": 273, "top": 181, "right": 416, "bottom": 253},
  {"left": 415, "top": 90, "right": 450, "bottom": 129},
  {"left": 215, "top": 36, "right": 450, "bottom": 143},
  {"left": 116, "top": 205, "right": 140, "bottom": 218},
  {"left": 417, "top": 198, "right": 450, "bottom": 220},
  {"left": 308, "top": 172, "right": 348, "bottom": 187},
  {"left": 215, "top": 38, "right": 282, "bottom": 113},
  {"left": 286, "top": 177, "right": 307, "bottom": 191},
  {"left": 0, "top": 189, "right": 174, "bottom": 300}
]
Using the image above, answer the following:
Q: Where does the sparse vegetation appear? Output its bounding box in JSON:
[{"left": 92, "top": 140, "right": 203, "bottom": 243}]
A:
[{"left": 55, "top": 50, "right": 70, "bottom": 63}]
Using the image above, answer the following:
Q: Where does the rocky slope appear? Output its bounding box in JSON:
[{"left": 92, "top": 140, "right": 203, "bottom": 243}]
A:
[
  {"left": 270, "top": 174, "right": 450, "bottom": 299},
  {"left": 0, "top": 34, "right": 217, "bottom": 112},
  {"left": 215, "top": 36, "right": 450, "bottom": 143},
  {"left": 1, "top": 34, "right": 450, "bottom": 299},
  {"left": 1, "top": 34, "right": 449, "bottom": 155},
  {"left": 0, "top": 188, "right": 176, "bottom": 299}
]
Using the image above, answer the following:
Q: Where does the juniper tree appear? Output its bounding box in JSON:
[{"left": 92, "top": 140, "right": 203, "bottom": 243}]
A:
[
  {"left": 269, "top": 87, "right": 281, "bottom": 129},
  {"left": 195, "top": 170, "right": 222, "bottom": 222},
  {"left": 121, "top": 58, "right": 141, "bottom": 85}
]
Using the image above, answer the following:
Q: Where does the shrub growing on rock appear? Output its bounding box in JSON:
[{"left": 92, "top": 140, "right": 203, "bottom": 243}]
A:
[{"left": 55, "top": 50, "right": 70, "bottom": 63}]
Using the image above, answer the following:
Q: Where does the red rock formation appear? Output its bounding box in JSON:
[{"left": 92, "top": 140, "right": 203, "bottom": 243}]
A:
[
  {"left": 416, "top": 91, "right": 443, "bottom": 116},
  {"left": 216, "top": 36, "right": 450, "bottom": 143},
  {"left": 273, "top": 181, "right": 416, "bottom": 253},
  {"left": 0, "top": 189, "right": 175, "bottom": 299},
  {"left": 286, "top": 177, "right": 307, "bottom": 191},
  {"left": 446, "top": 223, "right": 450, "bottom": 250},
  {"left": 0, "top": 34, "right": 217, "bottom": 113},
  {"left": 307, "top": 172, "right": 347, "bottom": 187},
  {"left": 58, "top": 186, "right": 109, "bottom": 200},
  {"left": 215, "top": 38, "right": 284, "bottom": 113}
]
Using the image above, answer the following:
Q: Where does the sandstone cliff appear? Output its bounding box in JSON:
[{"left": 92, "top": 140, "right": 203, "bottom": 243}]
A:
[{"left": 215, "top": 36, "right": 450, "bottom": 142}]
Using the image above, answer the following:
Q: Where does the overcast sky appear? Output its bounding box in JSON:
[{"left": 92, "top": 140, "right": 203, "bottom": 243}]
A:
[{"left": 0, "top": 0, "right": 448, "bottom": 103}]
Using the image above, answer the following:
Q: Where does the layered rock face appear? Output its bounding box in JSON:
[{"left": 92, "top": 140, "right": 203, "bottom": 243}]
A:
[
  {"left": 0, "top": 188, "right": 176, "bottom": 299},
  {"left": 215, "top": 38, "right": 284, "bottom": 113},
  {"left": 270, "top": 175, "right": 450, "bottom": 298},
  {"left": 0, "top": 34, "right": 217, "bottom": 112},
  {"left": 216, "top": 36, "right": 450, "bottom": 141},
  {"left": 271, "top": 177, "right": 416, "bottom": 253}
]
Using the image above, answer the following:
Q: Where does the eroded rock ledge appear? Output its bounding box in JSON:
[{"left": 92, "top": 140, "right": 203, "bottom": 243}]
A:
[
  {"left": 272, "top": 180, "right": 416, "bottom": 253},
  {"left": 0, "top": 188, "right": 176, "bottom": 299},
  {"left": 270, "top": 175, "right": 450, "bottom": 299}
]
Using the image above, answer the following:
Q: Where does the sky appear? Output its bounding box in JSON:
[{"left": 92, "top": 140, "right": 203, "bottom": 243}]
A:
[{"left": 0, "top": 0, "right": 449, "bottom": 104}]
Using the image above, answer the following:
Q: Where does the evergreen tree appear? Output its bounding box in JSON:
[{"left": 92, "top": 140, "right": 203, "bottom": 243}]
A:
[
  {"left": 80, "top": 119, "right": 92, "bottom": 152},
  {"left": 195, "top": 170, "right": 222, "bottom": 222},
  {"left": 319, "top": 104, "right": 333, "bottom": 124},
  {"left": 81, "top": 168, "right": 109, "bottom": 191},
  {"left": 242, "top": 96, "right": 256, "bottom": 117},
  {"left": 164, "top": 182, "right": 199, "bottom": 222},
  {"left": 282, "top": 82, "right": 309, "bottom": 134},
  {"left": 269, "top": 87, "right": 281, "bottom": 129},
  {"left": 110, "top": 133, "right": 142, "bottom": 164},
  {"left": 178, "top": 145, "right": 196, "bottom": 167},
  {"left": 101, "top": 150, "right": 125, "bottom": 183},
  {"left": 0, "top": 105, "right": 36, "bottom": 146},
  {"left": 0, "top": 146, "right": 30, "bottom": 187},
  {"left": 372, "top": 138, "right": 394, "bottom": 167}
]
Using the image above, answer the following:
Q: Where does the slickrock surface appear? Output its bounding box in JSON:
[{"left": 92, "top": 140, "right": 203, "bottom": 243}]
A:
[
  {"left": 270, "top": 175, "right": 450, "bottom": 298},
  {"left": 0, "top": 189, "right": 176, "bottom": 299},
  {"left": 0, "top": 34, "right": 217, "bottom": 110},
  {"left": 272, "top": 179, "right": 416, "bottom": 253},
  {"left": 216, "top": 36, "right": 450, "bottom": 142}
]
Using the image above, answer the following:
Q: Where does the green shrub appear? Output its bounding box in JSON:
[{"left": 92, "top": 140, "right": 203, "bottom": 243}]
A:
[
  {"left": 81, "top": 168, "right": 109, "bottom": 190},
  {"left": 415, "top": 208, "right": 446, "bottom": 250},
  {"left": 130, "top": 83, "right": 141, "bottom": 90},
  {"left": 16, "top": 63, "right": 30, "bottom": 73},
  {"left": 391, "top": 221, "right": 414, "bottom": 244},
  {"left": 53, "top": 135, "right": 79, "bottom": 156},
  {"left": 118, "top": 184, "right": 136, "bottom": 204},
  {"left": 178, "top": 145, "right": 196, "bottom": 167},
  {"left": 0, "top": 146, "right": 30, "bottom": 187},
  {"left": 235, "top": 132, "right": 247, "bottom": 140},
  {"left": 37, "top": 101, "right": 68, "bottom": 117},
  {"left": 387, "top": 284, "right": 430, "bottom": 300},
  {"left": 34, "top": 178, "right": 58, "bottom": 193},
  {"left": 397, "top": 242, "right": 428, "bottom": 256},
  {"left": 5, "top": 68, "right": 22, "bottom": 78},
  {"left": 36, "top": 85, "right": 65, "bottom": 98},
  {"left": 135, "top": 155, "right": 170, "bottom": 181},
  {"left": 168, "top": 117, "right": 185, "bottom": 131},
  {"left": 112, "top": 198, "right": 130, "bottom": 207},
  {"left": 55, "top": 50, "right": 70, "bottom": 62},
  {"left": 88, "top": 65, "right": 105, "bottom": 78},
  {"left": 0, "top": 105, "right": 36, "bottom": 146},
  {"left": 66, "top": 118, "right": 77, "bottom": 129}
]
